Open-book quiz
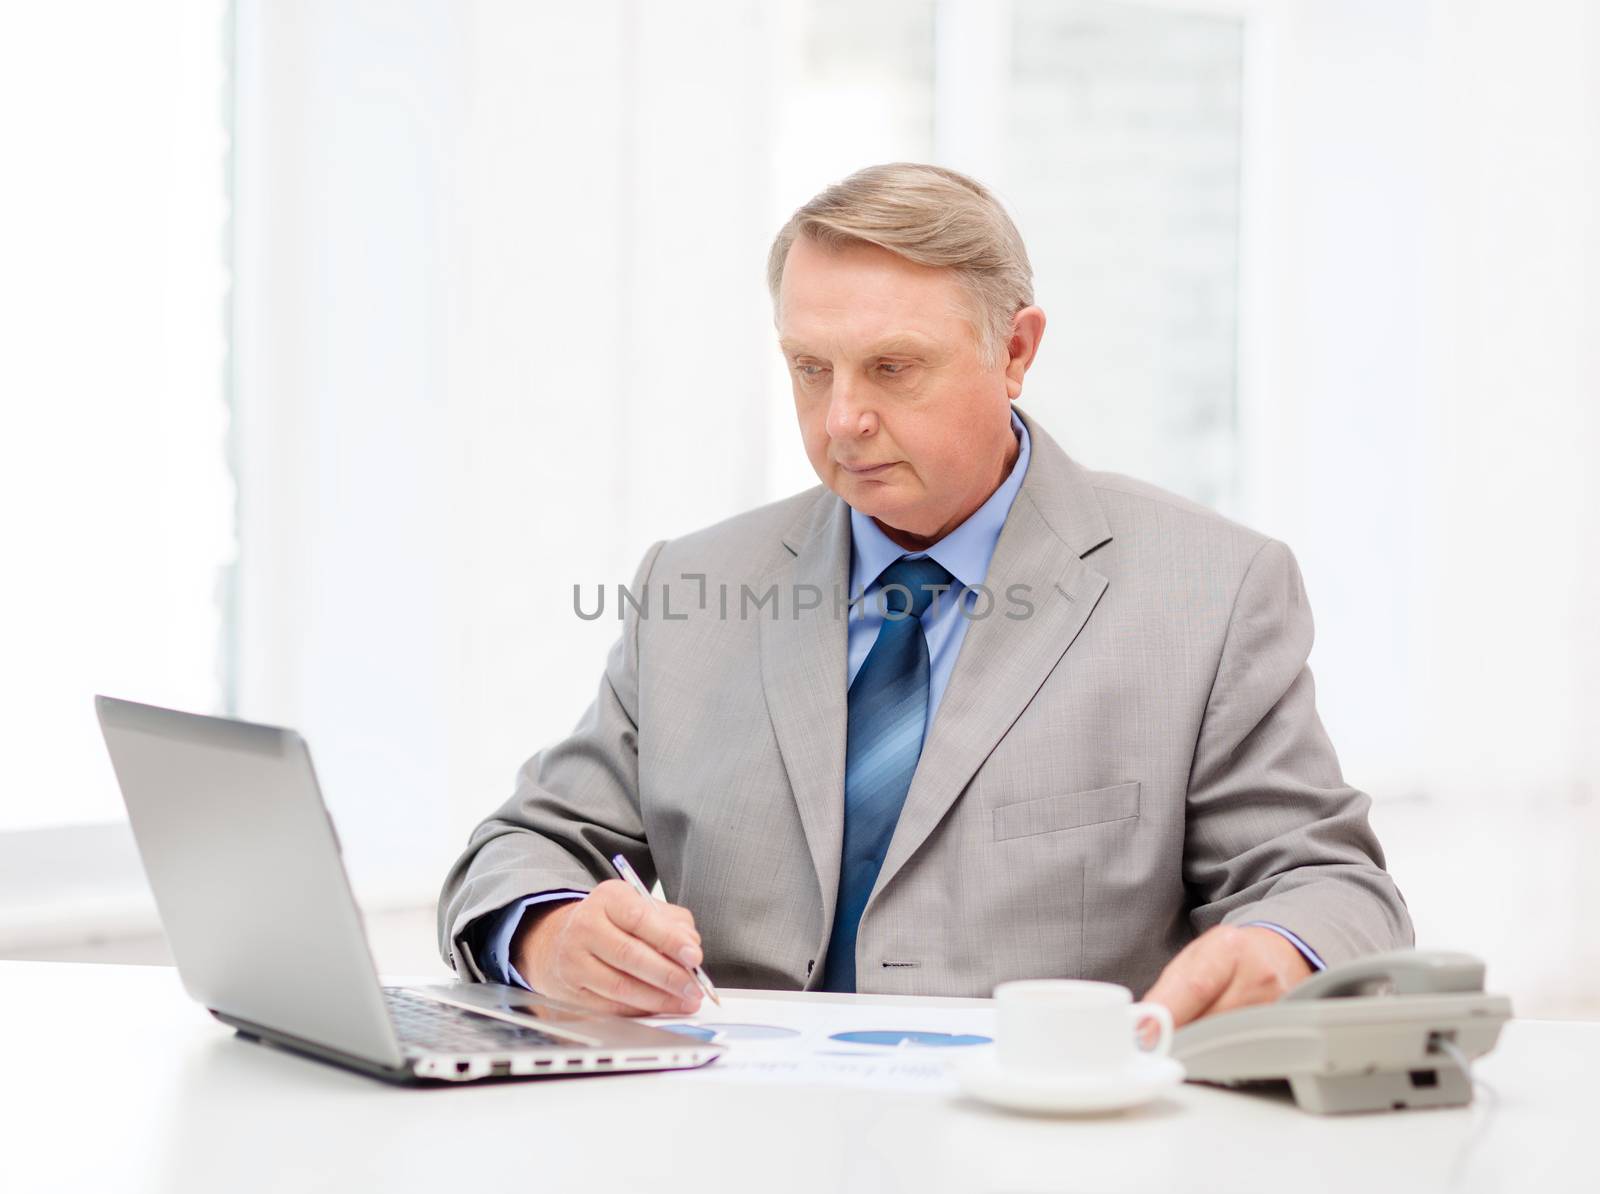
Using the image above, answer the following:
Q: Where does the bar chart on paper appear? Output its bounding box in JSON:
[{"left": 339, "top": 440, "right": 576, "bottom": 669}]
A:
[{"left": 645, "top": 994, "right": 997, "bottom": 1091}]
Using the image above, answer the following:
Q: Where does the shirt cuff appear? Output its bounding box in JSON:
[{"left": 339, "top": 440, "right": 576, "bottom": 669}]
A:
[
  {"left": 472, "top": 891, "right": 587, "bottom": 989},
  {"left": 1243, "top": 920, "right": 1327, "bottom": 971}
]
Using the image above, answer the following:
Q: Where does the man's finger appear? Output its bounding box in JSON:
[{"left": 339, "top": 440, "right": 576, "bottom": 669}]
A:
[
  {"left": 598, "top": 885, "right": 702, "bottom": 969},
  {"left": 661, "top": 904, "right": 701, "bottom": 941},
  {"left": 1143, "top": 933, "right": 1240, "bottom": 1027},
  {"left": 1195, "top": 928, "right": 1311, "bottom": 1018},
  {"left": 539, "top": 974, "right": 638, "bottom": 1019},
  {"left": 575, "top": 954, "right": 701, "bottom": 1016},
  {"left": 590, "top": 919, "right": 703, "bottom": 1002},
  {"left": 1198, "top": 970, "right": 1263, "bottom": 1020}
]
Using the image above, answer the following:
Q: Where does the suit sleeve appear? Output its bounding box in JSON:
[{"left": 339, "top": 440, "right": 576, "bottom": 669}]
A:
[
  {"left": 1183, "top": 538, "right": 1414, "bottom": 967},
  {"left": 435, "top": 540, "right": 665, "bottom": 980}
]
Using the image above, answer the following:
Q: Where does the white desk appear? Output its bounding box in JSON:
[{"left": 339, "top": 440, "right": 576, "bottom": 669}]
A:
[{"left": 3, "top": 961, "right": 1593, "bottom": 1193}]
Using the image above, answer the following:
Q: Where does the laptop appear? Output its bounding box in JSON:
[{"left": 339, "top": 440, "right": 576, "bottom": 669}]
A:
[{"left": 94, "top": 695, "right": 723, "bottom": 1084}]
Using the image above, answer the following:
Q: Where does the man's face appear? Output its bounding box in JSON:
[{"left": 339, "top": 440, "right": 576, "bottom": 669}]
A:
[{"left": 776, "top": 235, "right": 1039, "bottom": 549}]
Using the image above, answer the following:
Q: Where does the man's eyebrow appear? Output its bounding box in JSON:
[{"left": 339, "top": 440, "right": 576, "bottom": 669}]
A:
[
  {"left": 778, "top": 336, "right": 935, "bottom": 357},
  {"left": 864, "top": 336, "right": 935, "bottom": 357}
]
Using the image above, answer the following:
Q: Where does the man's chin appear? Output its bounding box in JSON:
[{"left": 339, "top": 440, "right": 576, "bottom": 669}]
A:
[
  {"left": 834, "top": 480, "right": 899, "bottom": 518},
  {"left": 836, "top": 487, "right": 934, "bottom": 540}
]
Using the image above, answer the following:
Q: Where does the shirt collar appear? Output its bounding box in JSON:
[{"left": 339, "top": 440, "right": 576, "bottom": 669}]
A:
[{"left": 849, "top": 409, "right": 1032, "bottom": 598}]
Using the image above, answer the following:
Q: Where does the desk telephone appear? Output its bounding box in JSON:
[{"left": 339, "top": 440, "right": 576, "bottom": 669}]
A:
[{"left": 1171, "top": 950, "right": 1511, "bottom": 1114}]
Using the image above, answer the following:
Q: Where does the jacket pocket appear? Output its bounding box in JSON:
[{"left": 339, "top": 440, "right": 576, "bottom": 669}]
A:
[{"left": 991, "top": 781, "right": 1141, "bottom": 841}]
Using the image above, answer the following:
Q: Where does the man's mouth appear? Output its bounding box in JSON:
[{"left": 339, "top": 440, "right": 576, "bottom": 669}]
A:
[{"left": 839, "top": 461, "right": 898, "bottom": 477}]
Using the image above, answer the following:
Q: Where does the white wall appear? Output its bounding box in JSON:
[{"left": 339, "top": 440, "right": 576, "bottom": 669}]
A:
[
  {"left": 233, "top": 0, "right": 463, "bottom": 905},
  {"left": 441, "top": 0, "right": 784, "bottom": 876},
  {"left": 1239, "top": 0, "right": 1600, "bottom": 1015},
  {"left": 0, "top": 1, "right": 233, "bottom": 832},
  {"left": 232, "top": 0, "right": 789, "bottom": 905}
]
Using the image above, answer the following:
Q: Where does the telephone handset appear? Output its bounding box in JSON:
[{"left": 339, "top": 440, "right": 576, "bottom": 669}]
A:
[
  {"left": 1287, "top": 949, "right": 1487, "bottom": 1000},
  {"left": 1172, "top": 949, "right": 1511, "bottom": 1114}
]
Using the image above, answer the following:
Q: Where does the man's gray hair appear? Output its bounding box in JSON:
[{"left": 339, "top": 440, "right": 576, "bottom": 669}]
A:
[{"left": 766, "top": 162, "right": 1034, "bottom": 367}]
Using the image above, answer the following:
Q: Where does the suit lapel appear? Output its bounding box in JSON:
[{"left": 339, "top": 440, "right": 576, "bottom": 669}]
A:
[
  {"left": 869, "top": 411, "right": 1114, "bottom": 907},
  {"left": 758, "top": 491, "right": 851, "bottom": 939}
]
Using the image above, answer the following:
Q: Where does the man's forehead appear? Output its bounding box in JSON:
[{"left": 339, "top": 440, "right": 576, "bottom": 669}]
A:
[
  {"left": 777, "top": 236, "right": 978, "bottom": 349},
  {"left": 776, "top": 290, "right": 974, "bottom": 356}
]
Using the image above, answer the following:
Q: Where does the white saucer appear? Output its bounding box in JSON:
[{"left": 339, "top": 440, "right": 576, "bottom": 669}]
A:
[{"left": 955, "top": 1050, "right": 1186, "bottom": 1114}]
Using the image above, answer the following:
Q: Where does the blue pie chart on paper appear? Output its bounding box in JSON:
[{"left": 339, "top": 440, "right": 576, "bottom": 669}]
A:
[
  {"left": 656, "top": 1023, "right": 801, "bottom": 1042},
  {"left": 828, "top": 1030, "right": 993, "bottom": 1048},
  {"left": 656, "top": 1023, "right": 719, "bottom": 1042}
]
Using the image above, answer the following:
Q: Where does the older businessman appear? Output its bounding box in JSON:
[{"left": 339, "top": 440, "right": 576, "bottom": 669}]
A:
[{"left": 438, "top": 162, "right": 1412, "bottom": 1025}]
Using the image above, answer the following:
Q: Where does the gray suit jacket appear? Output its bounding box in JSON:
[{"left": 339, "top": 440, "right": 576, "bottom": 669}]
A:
[{"left": 438, "top": 409, "right": 1412, "bottom": 996}]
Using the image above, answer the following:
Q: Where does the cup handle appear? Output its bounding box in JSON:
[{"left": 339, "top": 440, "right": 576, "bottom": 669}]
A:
[{"left": 1130, "top": 1002, "right": 1173, "bottom": 1055}]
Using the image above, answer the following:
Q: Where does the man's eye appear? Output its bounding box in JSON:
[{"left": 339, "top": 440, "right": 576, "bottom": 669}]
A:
[
  {"left": 797, "top": 364, "right": 828, "bottom": 378},
  {"left": 879, "top": 362, "right": 908, "bottom": 375}
]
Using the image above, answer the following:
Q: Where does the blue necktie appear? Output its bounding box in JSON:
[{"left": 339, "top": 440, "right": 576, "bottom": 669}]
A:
[{"left": 821, "top": 555, "right": 956, "bottom": 992}]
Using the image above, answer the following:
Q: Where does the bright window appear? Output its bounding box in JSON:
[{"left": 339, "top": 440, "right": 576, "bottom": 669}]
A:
[{"left": 0, "top": 1, "right": 234, "bottom": 831}]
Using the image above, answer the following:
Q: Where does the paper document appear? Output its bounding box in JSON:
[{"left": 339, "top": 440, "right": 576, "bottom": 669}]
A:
[{"left": 643, "top": 992, "right": 997, "bottom": 1091}]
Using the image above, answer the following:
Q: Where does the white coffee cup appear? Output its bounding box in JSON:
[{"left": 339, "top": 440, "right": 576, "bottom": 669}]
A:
[{"left": 993, "top": 979, "right": 1173, "bottom": 1075}]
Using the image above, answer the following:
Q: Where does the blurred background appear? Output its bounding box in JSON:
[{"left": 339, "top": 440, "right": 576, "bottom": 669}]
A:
[{"left": 2, "top": 0, "right": 1595, "bottom": 1014}]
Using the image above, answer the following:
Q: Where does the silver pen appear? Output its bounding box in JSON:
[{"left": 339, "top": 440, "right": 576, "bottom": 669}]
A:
[{"left": 610, "top": 853, "right": 722, "bottom": 1007}]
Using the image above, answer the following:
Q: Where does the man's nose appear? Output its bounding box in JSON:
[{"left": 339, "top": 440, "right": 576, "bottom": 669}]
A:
[{"left": 825, "top": 375, "right": 875, "bottom": 439}]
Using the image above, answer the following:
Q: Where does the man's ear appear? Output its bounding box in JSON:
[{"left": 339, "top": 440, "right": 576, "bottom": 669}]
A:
[{"left": 1003, "top": 306, "right": 1047, "bottom": 399}]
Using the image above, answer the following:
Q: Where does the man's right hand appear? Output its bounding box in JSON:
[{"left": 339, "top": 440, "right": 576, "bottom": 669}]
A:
[{"left": 511, "top": 879, "right": 705, "bottom": 1016}]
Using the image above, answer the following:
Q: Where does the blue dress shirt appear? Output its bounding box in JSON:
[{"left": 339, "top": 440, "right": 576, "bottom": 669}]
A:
[
  {"left": 469, "top": 410, "right": 1322, "bottom": 987},
  {"left": 845, "top": 410, "right": 1031, "bottom": 720}
]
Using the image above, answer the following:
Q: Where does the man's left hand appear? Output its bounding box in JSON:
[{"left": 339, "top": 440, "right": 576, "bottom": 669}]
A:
[{"left": 1142, "top": 924, "right": 1313, "bottom": 1027}]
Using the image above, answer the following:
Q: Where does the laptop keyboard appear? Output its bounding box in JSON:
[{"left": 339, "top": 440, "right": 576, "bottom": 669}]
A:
[{"left": 383, "top": 988, "right": 564, "bottom": 1053}]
